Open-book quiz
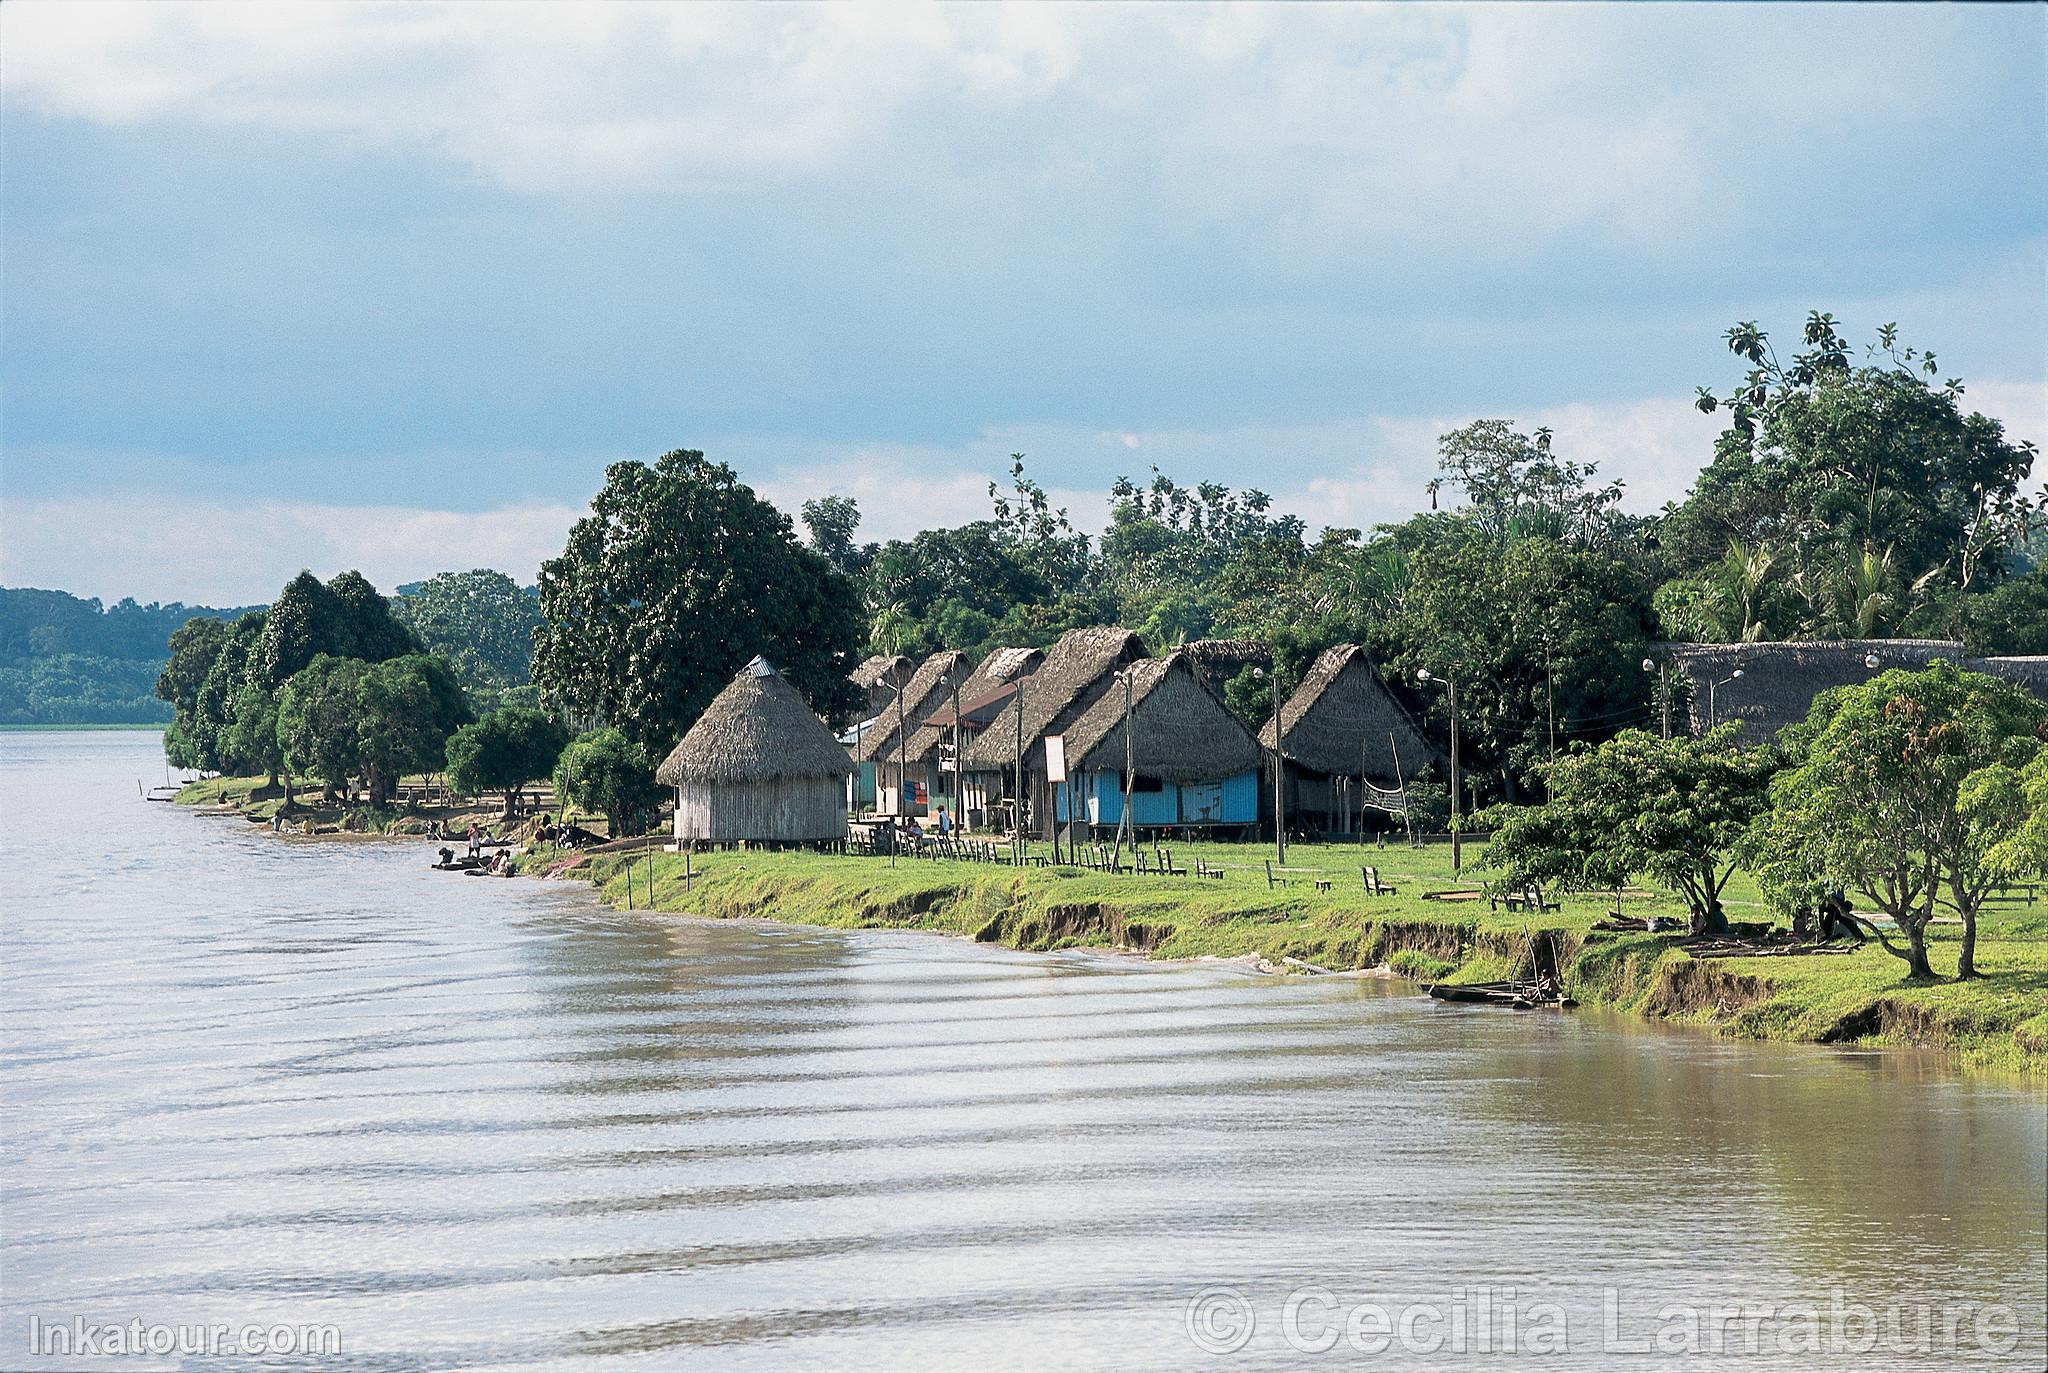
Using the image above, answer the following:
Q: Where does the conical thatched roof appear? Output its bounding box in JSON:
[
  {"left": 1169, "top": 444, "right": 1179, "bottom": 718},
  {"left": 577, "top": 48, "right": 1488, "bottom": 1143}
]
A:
[
  {"left": 851, "top": 649, "right": 973, "bottom": 763},
  {"left": 658, "top": 657, "right": 854, "bottom": 786},
  {"left": 1062, "top": 653, "right": 1261, "bottom": 782},
  {"left": 1257, "top": 644, "right": 1433, "bottom": 782},
  {"left": 1667, "top": 639, "right": 1968, "bottom": 743},
  {"left": 899, "top": 645, "right": 1044, "bottom": 766},
  {"left": 962, "top": 627, "right": 1147, "bottom": 771}
]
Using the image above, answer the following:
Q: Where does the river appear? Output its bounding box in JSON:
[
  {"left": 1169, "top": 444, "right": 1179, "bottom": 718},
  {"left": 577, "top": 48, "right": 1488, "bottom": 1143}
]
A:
[{"left": 2, "top": 731, "right": 2042, "bottom": 1369}]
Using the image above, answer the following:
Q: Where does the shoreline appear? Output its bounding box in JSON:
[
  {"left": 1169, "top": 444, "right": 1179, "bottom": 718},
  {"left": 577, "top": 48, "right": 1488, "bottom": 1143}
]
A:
[{"left": 171, "top": 780, "right": 2048, "bottom": 1077}]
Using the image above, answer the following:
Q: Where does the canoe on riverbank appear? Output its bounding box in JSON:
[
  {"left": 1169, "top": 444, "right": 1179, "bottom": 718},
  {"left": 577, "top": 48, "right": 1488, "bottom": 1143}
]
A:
[{"left": 1429, "top": 981, "right": 1577, "bottom": 1010}]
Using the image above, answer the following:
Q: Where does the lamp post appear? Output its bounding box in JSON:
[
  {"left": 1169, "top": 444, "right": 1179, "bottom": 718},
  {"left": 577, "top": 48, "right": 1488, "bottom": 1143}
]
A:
[
  {"left": 1641, "top": 656, "right": 1671, "bottom": 739},
  {"left": 1416, "top": 667, "right": 1461, "bottom": 873},
  {"left": 1707, "top": 668, "right": 1744, "bottom": 728},
  {"left": 1110, "top": 667, "right": 1136, "bottom": 870},
  {"left": 1255, "top": 662, "right": 1288, "bottom": 865}
]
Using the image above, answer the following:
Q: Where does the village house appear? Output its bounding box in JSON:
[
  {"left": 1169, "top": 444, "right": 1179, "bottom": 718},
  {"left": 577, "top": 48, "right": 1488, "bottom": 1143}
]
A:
[
  {"left": 1052, "top": 652, "right": 1262, "bottom": 837},
  {"left": 851, "top": 648, "right": 973, "bottom": 818},
  {"left": 1259, "top": 643, "right": 1434, "bottom": 835},
  {"left": 898, "top": 645, "right": 1044, "bottom": 830},
  {"left": 658, "top": 656, "right": 853, "bottom": 845},
  {"left": 960, "top": 626, "right": 1147, "bottom": 839}
]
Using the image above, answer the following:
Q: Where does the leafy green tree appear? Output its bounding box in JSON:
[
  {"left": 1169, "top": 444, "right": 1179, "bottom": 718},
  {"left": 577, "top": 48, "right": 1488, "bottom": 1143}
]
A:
[
  {"left": 157, "top": 616, "right": 229, "bottom": 766},
  {"left": 1426, "top": 420, "right": 1624, "bottom": 545},
  {"left": 1484, "top": 726, "right": 1778, "bottom": 933},
  {"left": 1985, "top": 752, "right": 2048, "bottom": 882},
  {"left": 1370, "top": 525, "right": 1659, "bottom": 800},
  {"left": 191, "top": 613, "right": 269, "bottom": 772},
  {"left": 253, "top": 570, "right": 418, "bottom": 688},
  {"left": 278, "top": 656, "right": 368, "bottom": 800},
  {"left": 446, "top": 707, "right": 571, "bottom": 816},
  {"left": 553, "top": 727, "right": 664, "bottom": 837},
  {"left": 801, "top": 496, "right": 873, "bottom": 577},
  {"left": 355, "top": 655, "right": 473, "bottom": 805},
  {"left": 1747, "top": 662, "right": 2046, "bottom": 979},
  {"left": 222, "top": 683, "right": 288, "bottom": 798},
  {"left": 393, "top": 569, "right": 543, "bottom": 700},
  {"left": 534, "top": 451, "right": 864, "bottom": 754},
  {"left": 1676, "top": 315, "right": 2042, "bottom": 634}
]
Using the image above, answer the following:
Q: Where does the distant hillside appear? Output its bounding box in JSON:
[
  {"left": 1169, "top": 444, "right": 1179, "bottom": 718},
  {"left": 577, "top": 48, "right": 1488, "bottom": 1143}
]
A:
[{"left": 0, "top": 588, "right": 262, "bottom": 725}]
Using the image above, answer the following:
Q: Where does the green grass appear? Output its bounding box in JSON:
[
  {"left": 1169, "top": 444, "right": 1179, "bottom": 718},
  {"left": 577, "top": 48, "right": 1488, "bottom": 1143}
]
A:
[{"left": 564, "top": 836, "right": 2048, "bottom": 1076}]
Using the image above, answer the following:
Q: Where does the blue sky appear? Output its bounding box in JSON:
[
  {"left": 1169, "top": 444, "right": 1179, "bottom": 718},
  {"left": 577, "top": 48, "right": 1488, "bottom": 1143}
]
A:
[{"left": 3, "top": 2, "right": 2041, "bottom": 605}]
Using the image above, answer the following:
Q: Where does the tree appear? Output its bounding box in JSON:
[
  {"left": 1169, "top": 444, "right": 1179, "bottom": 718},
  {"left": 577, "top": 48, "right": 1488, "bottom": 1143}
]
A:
[
  {"left": 278, "top": 656, "right": 367, "bottom": 800},
  {"left": 222, "top": 683, "right": 287, "bottom": 799},
  {"left": 252, "top": 570, "right": 418, "bottom": 689},
  {"left": 1484, "top": 726, "right": 1778, "bottom": 934},
  {"left": 553, "top": 727, "right": 664, "bottom": 837},
  {"left": 801, "top": 496, "right": 873, "bottom": 577},
  {"left": 446, "top": 708, "right": 571, "bottom": 816},
  {"left": 534, "top": 451, "right": 864, "bottom": 754},
  {"left": 1676, "top": 315, "right": 2042, "bottom": 634},
  {"left": 1426, "top": 420, "right": 1624, "bottom": 545},
  {"left": 1747, "top": 662, "right": 2046, "bottom": 979},
  {"left": 354, "top": 654, "right": 473, "bottom": 805},
  {"left": 392, "top": 569, "right": 543, "bottom": 699},
  {"left": 1985, "top": 751, "right": 2048, "bottom": 883},
  {"left": 157, "top": 616, "right": 229, "bottom": 767},
  {"left": 191, "top": 612, "right": 269, "bottom": 773},
  {"left": 1369, "top": 524, "right": 1660, "bottom": 801}
]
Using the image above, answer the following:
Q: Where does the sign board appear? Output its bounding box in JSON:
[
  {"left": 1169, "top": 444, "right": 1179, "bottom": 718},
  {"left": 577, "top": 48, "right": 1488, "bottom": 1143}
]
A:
[{"left": 1043, "top": 735, "right": 1068, "bottom": 784}]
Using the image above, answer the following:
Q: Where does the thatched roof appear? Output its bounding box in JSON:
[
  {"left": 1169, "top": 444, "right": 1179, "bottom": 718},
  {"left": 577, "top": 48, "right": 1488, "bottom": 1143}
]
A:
[
  {"left": 1061, "top": 653, "right": 1261, "bottom": 782},
  {"left": 851, "top": 654, "right": 914, "bottom": 716},
  {"left": 1975, "top": 656, "right": 2048, "bottom": 700},
  {"left": 962, "top": 626, "right": 1147, "bottom": 771},
  {"left": 899, "top": 645, "right": 1044, "bottom": 766},
  {"left": 658, "top": 656, "right": 854, "bottom": 786},
  {"left": 1179, "top": 638, "right": 1271, "bottom": 693},
  {"left": 850, "top": 649, "right": 973, "bottom": 763},
  {"left": 1256, "top": 644, "right": 1434, "bottom": 782},
  {"left": 1667, "top": 639, "right": 1970, "bottom": 743}
]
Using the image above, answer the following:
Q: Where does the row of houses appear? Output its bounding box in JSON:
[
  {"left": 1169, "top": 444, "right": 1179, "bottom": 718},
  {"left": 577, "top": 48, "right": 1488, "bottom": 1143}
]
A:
[{"left": 655, "top": 635, "right": 2048, "bottom": 846}]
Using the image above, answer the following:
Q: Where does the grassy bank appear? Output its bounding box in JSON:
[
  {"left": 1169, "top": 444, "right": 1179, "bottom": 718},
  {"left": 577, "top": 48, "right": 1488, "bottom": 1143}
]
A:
[{"left": 556, "top": 840, "right": 2048, "bottom": 1075}]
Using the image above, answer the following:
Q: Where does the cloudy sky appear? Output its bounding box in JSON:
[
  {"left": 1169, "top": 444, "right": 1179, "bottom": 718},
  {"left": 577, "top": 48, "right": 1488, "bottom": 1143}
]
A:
[{"left": 3, "top": 2, "right": 2042, "bottom": 606}]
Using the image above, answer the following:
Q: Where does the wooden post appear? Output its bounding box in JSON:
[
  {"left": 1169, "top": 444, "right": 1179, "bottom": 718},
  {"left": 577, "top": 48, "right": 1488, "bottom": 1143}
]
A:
[
  {"left": 1013, "top": 676, "right": 1026, "bottom": 863},
  {"left": 1271, "top": 660, "right": 1287, "bottom": 866},
  {"left": 1449, "top": 676, "right": 1462, "bottom": 873}
]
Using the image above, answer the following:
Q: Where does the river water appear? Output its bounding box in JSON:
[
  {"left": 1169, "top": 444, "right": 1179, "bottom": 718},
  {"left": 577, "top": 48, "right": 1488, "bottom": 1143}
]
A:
[{"left": 2, "top": 732, "right": 2042, "bottom": 1370}]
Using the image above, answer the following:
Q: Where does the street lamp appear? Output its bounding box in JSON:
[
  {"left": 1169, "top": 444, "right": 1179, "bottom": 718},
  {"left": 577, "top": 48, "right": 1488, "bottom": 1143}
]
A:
[
  {"left": 1641, "top": 656, "right": 1672, "bottom": 739},
  {"left": 1416, "top": 667, "right": 1462, "bottom": 873},
  {"left": 1708, "top": 668, "right": 1744, "bottom": 728},
  {"left": 1254, "top": 662, "right": 1288, "bottom": 864},
  {"left": 1863, "top": 652, "right": 1881, "bottom": 670}
]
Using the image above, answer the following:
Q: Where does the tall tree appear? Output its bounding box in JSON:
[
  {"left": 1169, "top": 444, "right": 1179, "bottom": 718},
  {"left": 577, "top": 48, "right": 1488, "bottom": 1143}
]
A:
[
  {"left": 800, "top": 496, "right": 872, "bottom": 577},
  {"left": 252, "top": 570, "right": 417, "bottom": 688},
  {"left": 534, "top": 450, "right": 864, "bottom": 754},
  {"left": 278, "top": 656, "right": 368, "bottom": 800},
  {"left": 354, "top": 654, "right": 473, "bottom": 805},
  {"left": 1426, "top": 420, "right": 1625, "bottom": 545},
  {"left": 393, "top": 569, "right": 543, "bottom": 696},
  {"left": 1747, "top": 662, "right": 2046, "bottom": 979}
]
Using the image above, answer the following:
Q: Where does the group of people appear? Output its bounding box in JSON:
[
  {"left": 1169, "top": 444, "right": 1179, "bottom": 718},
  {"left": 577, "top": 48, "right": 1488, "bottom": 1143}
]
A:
[{"left": 892, "top": 804, "right": 955, "bottom": 847}]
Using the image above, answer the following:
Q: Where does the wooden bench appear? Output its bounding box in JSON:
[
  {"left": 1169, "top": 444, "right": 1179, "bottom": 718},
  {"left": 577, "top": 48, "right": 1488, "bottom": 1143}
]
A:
[
  {"left": 1267, "top": 860, "right": 1333, "bottom": 892},
  {"left": 1491, "top": 884, "right": 1560, "bottom": 913},
  {"left": 1192, "top": 857, "right": 1229, "bottom": 879},
  {"left": 1154, "top": 847, "right": 1188, "bottom": 877},
  {"left": 1360, "top": 865, "right": 1398, "bottom": 896}
]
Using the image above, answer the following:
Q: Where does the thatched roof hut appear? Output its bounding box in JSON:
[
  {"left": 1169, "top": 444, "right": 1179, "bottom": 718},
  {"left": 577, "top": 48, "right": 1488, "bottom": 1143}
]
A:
[
  {"left": 659, "top": 656, "right": 853, "bottom": 842},
  {"left": 961, "top": 627, "right": 1147, "bottom": 772},
  {"left": 1061, "top": 653, "right": 1261, "bottom": 781},
  {"left": 1667, "top": 639, "right": 1970, "bottom": 743},
  {"left": 1256, "top": 644, "right": 1433, "bottom": 784},
  {"left": 1976, "top": 656, "right": 2048, "bottom": 700},
  {"left": 851, "top": 654, "right": 914, "bottom": 717},
  {"left": 850, "top": 649, "right": 973, "bottom": 764},
  {"left": 899, "top": 645, "right": 1044, "bottom": 767}
]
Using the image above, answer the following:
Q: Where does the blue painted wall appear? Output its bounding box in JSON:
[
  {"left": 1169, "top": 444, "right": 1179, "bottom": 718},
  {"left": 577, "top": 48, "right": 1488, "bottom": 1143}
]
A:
[{"left": 1057, "top": 769, "right": 1258, "bottom": 826}]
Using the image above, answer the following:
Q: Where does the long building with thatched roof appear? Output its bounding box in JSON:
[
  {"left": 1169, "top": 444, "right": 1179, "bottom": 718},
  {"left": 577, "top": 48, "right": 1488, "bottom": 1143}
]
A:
[
  {"left": 960, "top": 626, "right": 1147, "bottom": 837},
  {"left": 1257, "top": 644, "right": 1434, "bottom": 833},
  {"left": 892, "top": 646, "right": 1044, "bottom": 828},
  {"left": 1669, "top": 640, "right": 2048, "bottom": 743},
  {"left": 1052, "top": 652, "right": 1262, "bottom": 833},
  {"left": 658, "top": 656, "right": 854, "bottom": 844},
  {"left": 851, "top": 649, "right": 973, "bottom": 816}
]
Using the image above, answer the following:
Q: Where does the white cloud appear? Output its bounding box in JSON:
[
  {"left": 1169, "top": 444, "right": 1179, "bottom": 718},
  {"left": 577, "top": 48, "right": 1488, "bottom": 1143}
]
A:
[{"left": 0, "top": 495, "right": 581, "bottom": 606}]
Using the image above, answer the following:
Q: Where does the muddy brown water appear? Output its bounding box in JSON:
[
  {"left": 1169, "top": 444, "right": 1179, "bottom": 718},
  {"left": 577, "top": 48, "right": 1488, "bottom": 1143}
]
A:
[{"left": 4, "top": 732, "right": 2042, "bottom": 1369}]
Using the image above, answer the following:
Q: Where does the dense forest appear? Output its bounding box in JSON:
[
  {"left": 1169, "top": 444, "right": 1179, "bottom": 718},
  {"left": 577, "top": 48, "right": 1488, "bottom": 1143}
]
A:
[{"left": 0, "top": 590, "right": 263, "bottom": 724}]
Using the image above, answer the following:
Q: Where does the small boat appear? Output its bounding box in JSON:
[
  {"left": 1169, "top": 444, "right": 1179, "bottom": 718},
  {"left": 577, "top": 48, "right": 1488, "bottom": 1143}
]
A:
[{"left": 1428, "top": 981, "right": 1577, "bottom": 1010}]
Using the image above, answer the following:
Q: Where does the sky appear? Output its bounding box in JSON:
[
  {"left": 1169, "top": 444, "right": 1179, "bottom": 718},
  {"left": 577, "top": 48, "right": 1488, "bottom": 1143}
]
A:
[{"left": 2, "top": 1, "right": 2042, "bottom": 607}]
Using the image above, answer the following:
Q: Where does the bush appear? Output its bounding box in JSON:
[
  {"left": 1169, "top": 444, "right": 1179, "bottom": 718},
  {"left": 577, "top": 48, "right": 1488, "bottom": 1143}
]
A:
[{"left": 1388, "top": 949, "right": 1456, "bottom": 981}]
